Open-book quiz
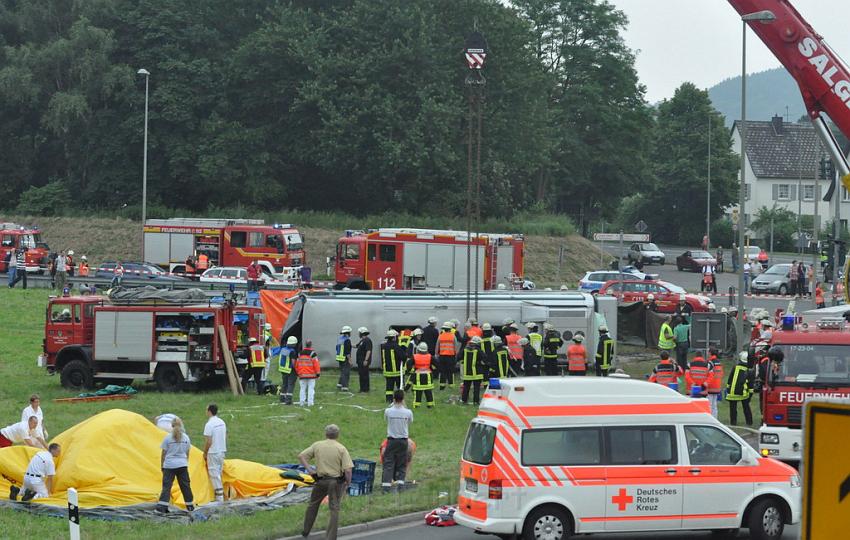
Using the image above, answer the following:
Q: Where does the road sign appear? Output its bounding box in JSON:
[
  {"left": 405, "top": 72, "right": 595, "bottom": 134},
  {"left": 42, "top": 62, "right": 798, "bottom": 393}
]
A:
[
  {"left": 593, "top": 233, "right": 650, "bottom": 242},
  {"left": 634, "top": 220, "right": 648, "bottom": 233},
  {"left": 465, "top": 31, "right": 488, "bottom": 70},
  {"left": 803, "top": 401, "right": 850, "bottom": 540},
  {"left": 689, "top": 312, "right": 728, "bottom": 351},
  {"left": 731, "top": 208, "right": 740, "bottom": 224}
]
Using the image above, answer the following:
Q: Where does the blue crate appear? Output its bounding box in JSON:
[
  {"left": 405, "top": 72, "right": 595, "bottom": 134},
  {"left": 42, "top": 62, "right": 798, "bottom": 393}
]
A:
[
  {"left": 352, "top": 459, "right": 376, "bottom": 478},
  {"left": 347, "top": 478, "right": 373, "bottom": 496}
]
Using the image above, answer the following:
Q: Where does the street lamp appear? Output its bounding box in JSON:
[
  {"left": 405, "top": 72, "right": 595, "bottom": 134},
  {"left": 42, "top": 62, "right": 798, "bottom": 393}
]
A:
[
  {"left": 137, "top": 68, "right": 150, "bottom": 258},
  {"left": 737, "top": 10, "right": 775, "bottom": 351}
]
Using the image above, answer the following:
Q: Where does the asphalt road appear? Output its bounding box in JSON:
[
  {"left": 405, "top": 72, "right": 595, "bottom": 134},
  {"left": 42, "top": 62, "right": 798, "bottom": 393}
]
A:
[{"left": 343, "top": 520, "right": 801, "bottom": 539}]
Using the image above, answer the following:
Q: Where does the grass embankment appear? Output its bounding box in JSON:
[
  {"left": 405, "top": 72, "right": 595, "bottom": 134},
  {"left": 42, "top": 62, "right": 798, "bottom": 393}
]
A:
[{"left": 0, "top": 214, "right": 609, "bottom": 287}]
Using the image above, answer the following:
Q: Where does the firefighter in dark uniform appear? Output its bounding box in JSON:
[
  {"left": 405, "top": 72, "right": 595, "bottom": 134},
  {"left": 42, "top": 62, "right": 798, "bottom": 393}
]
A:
[
  {"left": 727, "top": 351, "right": 755, "bottom": 426},
  {"left": 480, "top": 323, "right": 496, "bottom": 383},
  {"left": 542, "top": 323, "right": 563, "bottom": 376},
  {"left": 422, "top": 317, "right": 440, "bottom": 356},
  {"left": 521, "top": 337, "right": 540, "bottom": 376},
  {"left": 461, "top": 336, "right": 486, "bottom": 405},
  {"left": 490, "top": 335, "right": 511, "bottom": 379},
  {"left": 408, "top": 342, "right": 436, "bottom": 408},
  {"left": 381, "top": 330, "right": 404, "bottom": 404},
  {"left": 595, "top": 324, "right": 614, "bottom": 377}
]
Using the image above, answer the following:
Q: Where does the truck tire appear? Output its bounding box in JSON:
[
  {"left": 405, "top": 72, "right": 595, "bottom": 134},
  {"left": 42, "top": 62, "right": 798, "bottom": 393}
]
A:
[
  {"left": 155, "top": 364, "right": 185, "bottom": 392},
  {"left": 60, "top": 360, "right": 94, "bottom": 390},
  {"left": 522, "top": 505, "right": 572, "bottom": 540},
  {"left": 747, "top": 498, "right": 784, "bottom": 540}
]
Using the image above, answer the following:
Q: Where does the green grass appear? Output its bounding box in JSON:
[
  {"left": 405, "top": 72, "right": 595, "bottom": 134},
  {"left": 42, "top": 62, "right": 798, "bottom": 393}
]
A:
[{"left": 0, "top": 290, "right": 758, "bottom": 538}]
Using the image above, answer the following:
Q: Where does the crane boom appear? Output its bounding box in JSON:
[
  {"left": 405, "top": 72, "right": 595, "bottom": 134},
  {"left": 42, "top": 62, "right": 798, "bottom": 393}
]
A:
[{"left": 727, "top": 0, "right": 850, "bottom": 182}]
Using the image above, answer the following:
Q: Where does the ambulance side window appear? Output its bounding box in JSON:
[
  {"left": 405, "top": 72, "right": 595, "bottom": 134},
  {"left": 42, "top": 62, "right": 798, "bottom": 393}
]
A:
[
  {"left": 607, "top": 426, "right": 677, "bottom": 465},
  {"left": 684, "top": 426, "right": 743, "bottom": 465},
  {"left": 463, "top": 423, "right": 496, "bottom": 465},
  {"left": 522, "top": 428, "right": 602, "bottom": 466}
]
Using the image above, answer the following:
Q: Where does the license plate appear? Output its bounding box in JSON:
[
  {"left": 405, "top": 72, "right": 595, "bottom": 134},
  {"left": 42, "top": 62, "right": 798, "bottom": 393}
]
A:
[{"left": 465, "top": 478, "right": 478, "bottom": 493}]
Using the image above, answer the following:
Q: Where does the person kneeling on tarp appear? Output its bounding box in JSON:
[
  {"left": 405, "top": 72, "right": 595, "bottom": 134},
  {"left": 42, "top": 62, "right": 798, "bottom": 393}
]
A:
[{"left": 11, "top": 443, "right": 61, "bottom": 501}]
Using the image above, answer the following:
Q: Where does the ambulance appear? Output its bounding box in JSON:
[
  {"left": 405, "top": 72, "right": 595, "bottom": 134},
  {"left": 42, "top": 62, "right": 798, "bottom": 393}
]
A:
[{"left": 455, "top": 377, "right": 800, "bottom": 540}]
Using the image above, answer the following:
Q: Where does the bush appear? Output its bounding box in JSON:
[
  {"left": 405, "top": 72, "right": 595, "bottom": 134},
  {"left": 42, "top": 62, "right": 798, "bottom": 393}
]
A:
[{"left": 16, "top": 182, "right": 72, "bottom": 216}]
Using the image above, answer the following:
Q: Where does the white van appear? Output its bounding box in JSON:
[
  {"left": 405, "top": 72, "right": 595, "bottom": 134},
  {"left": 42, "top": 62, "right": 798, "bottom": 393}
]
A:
[{"left": 455, "top": 377, "right": 800, "bottom": 540}]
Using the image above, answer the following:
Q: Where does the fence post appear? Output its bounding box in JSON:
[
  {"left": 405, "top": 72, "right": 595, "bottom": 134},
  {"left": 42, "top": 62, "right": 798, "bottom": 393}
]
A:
[
  {"left": 68, "top": 487, "right": 80, "bottom": 540},
  {"left": 728, "top": 286, "right": 736, "bottom": 307}
]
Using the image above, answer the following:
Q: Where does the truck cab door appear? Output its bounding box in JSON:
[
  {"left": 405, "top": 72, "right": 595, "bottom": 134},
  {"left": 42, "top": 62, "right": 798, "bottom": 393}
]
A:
[
  {"left": 47, "top": 302, "right": 80, "bottom": 350},
  {"left": 368, "top": 243, "right": 400, "bottom": 290}
]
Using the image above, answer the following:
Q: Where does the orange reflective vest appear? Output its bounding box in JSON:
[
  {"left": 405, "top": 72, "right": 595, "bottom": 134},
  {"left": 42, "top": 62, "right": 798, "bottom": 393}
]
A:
[
  {"left": 437, "top": 332, "right": 457, "bottom": 357},
  {"left": 506, "top": 333, "right": 523, "bottom": 360},
  {"left": 686, "top": 357, "right": 712, "bottom": 388},
  {"left": 197, "top": 254, "right": 209, "bottom": 270},
  {"left": 708, "top": 361, "right": 724, "bottom": 394},
  {"left": 249, "top": 344, "right": 266, "bottom": 368},
  {"left": 78, "top": 263, "right": 89, "bottom": 277},
  {"left": 650, "top": 361, "right": 679, "bottom": 385},
  {"left": 413, "top": 353, "right": 432, "bottom": 372},
  {"left": 566, "top": 344, "right": 587, "bottom": 372},
  {"left": 466, "top": 326, "right": 483, "bottom": 339},
  {"left": 294, "top": 349, "right": 320, "bottom": 378}
]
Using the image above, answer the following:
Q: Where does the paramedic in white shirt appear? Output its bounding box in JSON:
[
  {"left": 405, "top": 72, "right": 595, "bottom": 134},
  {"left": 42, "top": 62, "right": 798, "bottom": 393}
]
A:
[
  {"left": 21, "top": 394, "right": 48, "bottom": 444},
  {"left": 203, "top": 403, "right": 227, "bottom": 502},
  {"left": 0, "top": 417, "right": 44, "bottom": 449},
  {"left": 12, "top": 443, "right": 61, "bottom": 501}
]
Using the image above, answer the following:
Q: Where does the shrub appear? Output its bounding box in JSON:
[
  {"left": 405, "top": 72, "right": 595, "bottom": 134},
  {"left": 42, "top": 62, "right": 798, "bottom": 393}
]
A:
[{"left": 16, "top": 182, "right": 72, "bottom": 216}]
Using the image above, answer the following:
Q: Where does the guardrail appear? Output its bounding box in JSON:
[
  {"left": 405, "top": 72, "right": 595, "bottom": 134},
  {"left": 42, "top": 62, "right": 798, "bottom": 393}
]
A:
[{"left": 3, "top": 272, "right": 334, "bottom": 292}]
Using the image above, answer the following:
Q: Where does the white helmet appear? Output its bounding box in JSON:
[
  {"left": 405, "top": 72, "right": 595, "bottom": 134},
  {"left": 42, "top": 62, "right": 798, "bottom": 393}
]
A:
[
  {"left": 386, "top": 329, "right": 399, "bottom": 338},
  {"left": 482, "top": 323, "right": 492, "bottom": 331},
  {"left": 441, "top": 322, "right": 452, "bottom": 330},
  {"left": 416, "top": 342, "right": 428, "bottom": 353},
  {"left": 81, "top": 255, "right": 87, "bottom": 261},
  {"left": 502, "top": 318, "right": 514, "bottom": 325},
  {"left": 358, "top": 326, "right": 369, "bottom": 334},
  {"left": 469, "top": 318, "right": 478, "bottom": 325},
  {"left": 427, "top": 316, "right": 438, "bottom": 324},
  {"left": 679, "top": 294, "right": 686, "bottom": 301},
  {"left": 543, "top": 322, "right": 554, "bottom": 331},
  {"left": 573, "top": 334, "right": 584, "bottom": 343},
  {"left": 341, "top": 325, "right": 352, "bottom": 333},
  {"left": 647, "top": 293, "right": 655, "bottom": 300},
  {"left": 264, "top": 323, "right": 272, "bottom": 330},
  {"left": 61, "top": 308, "right": 71, "bottom": 317},
  {"left": 739, "top": 351, "right": 749, "bottom": 363},
  {"left": 451, "top": 319, "right": 460, "bottom": 328},
  {"left": 470, "top": 336, "right": 482, "bottom": 344},
  {"left": 560, "top": 285, "right": 568, "bottom": 291},
  {"left": 525, "top": 322, "right": 537, "bottom": 329},
  {"left": 497, "top": 283, "right": 507, "bottom": 290},
  {"left": 509, "top": 323, "right": 519, "bottom": 330},
  {"left": 286, "top": 336, "right": 298, "bottom": 345},
  {"left": 67, "top": 250, "right": 74, "bottom": 256},
  {"left": 599, "top": 324, "right": 608, "bottom": 332},
  {"left": 412, "top": 328, "right": 423, "bottom": 336},
  {"left": 492, "top": 335, "right": 503, "bottom": 345}
]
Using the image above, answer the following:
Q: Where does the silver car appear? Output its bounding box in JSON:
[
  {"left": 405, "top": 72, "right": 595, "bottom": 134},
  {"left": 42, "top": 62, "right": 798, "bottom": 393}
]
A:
[
  {"left": 750, "top": 263, "right": 811, "bottom": 295},
  {"left": 627, "top": 242, "right": 666, "bottom": 265}
]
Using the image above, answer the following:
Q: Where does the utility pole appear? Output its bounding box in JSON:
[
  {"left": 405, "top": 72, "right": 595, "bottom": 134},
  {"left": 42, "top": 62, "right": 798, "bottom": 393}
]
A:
[{"left": 707, "top": 114, "right": 712, "bottom": 246}]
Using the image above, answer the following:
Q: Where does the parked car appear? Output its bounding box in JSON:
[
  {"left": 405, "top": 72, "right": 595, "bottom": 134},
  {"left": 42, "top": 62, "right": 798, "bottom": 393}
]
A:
[
  {"left": 578, "top": 268, "right": 658, "bottom": 294},
  {"left": 627, "top": 242, "right": 666, "bottom": 265},
  {"left": 675, "top": 250, "right": 717, "bottom": 272},
  {"left": 94, "top": 261, "right": 186, "bottom": 281},
  {"left": 199, "top": 266, "right": 272, "bottom": 285},
  {"left": 750, "top": 263, "right": 812, "bottom": 295},
  {"left": 598, "top": 279, "right": 710, "bottom": 313},
  {"left": 744, "top": 245, "right": 761, "bottom": 261}
]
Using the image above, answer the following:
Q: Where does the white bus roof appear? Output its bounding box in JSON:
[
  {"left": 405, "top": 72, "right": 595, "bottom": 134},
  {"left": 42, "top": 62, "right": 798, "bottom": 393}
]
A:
[{"left": 145, "top": 218, "right": 266, "bottom": 228}]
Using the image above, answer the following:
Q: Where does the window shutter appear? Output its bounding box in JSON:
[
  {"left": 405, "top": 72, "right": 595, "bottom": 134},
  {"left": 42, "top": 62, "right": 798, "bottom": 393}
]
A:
[
  {"left": 790, "top": 185, "right": 797, "bottom": 200},
  {"left": 772, "top": 184, "right": 778, "bottom": 201}
]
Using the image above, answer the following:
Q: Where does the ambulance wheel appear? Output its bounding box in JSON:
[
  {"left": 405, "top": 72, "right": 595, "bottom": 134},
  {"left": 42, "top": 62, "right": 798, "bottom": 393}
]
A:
[
  {"left": 155, "top": 364, "right": 185, "bottom": 392},
  {"left": 60, "top": 360, "right": 94, "bottom": 390},
  {"left": 747, "top": 498, "right": 784, "bottom": 540},
  {"left": 522, "top": 505, "right": 573, "bottom": 540}
]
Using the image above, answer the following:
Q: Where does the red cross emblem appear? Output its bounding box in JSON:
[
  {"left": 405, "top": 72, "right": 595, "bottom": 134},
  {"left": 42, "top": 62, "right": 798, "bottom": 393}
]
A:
[{"left": 611, "top": 488, "right": 633, "bottom": 511}]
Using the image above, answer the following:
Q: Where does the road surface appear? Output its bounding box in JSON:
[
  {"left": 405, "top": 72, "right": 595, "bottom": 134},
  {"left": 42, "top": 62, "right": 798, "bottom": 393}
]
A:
[{"left": 342, "top": 520, "right": 801, "bottom": 539}]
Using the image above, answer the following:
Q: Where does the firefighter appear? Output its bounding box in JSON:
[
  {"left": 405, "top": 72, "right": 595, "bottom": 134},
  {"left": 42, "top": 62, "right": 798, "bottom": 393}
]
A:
[
  {"left": 505, "top": 323, "right": 523, "bottom": 374},
  {"left": 422, "top": 317, "right": 440, "bottom": 356},
  {"left": 525, "top": 322, "right": 543, "bottom": 364},
  {"left": 498, "top": 318, "right": 515, "bottom": 340},
  {"left": 397, "top": 329, "right": 413, "bottom": 358},
  {"left": 566, "top": 334, "right": 588, "bottom": 376},
  {"left": 521, "top": 337, "right": 539, "bottom": 376},
  {"left": 685, "top": 352, "right": 713, "bottom": 397},
  {"left": 466, "top": 319, "right": 483, "bottom": 339},
  {"left": 184, "top": 255, "right": 196, "bottom": 277},
  {"left": 335, "top": 326, "right": 353, "bottom": 392},
  {"left": 243, "top": 337, "right": 266, "bottom": 395},
  {"left": 278, "top": 336, "right": 299, "bottom": 405},
  {"left": 294, "top": 341, "right": 321, "bottom": 407},
  {"left": 658, "top": 315, "right": 676, "bottom": 358},
  {"left": 727, "top": 351, "right": 755, "bottom": 426},
  {"left": 542, "top": 323, "right": 563, "bottom": 376},
  {"left": 408, "top": 342, "right": 435, "bottom": 409},
  {"left": 480, "top": 323, "right": 496, "bottom": 382},
  {"left": 381, "top": 330, "right": 404, "bottom": 403},
  {"left": 461, "top": 336, "right": 485, "bottom": 405},
  {"left": 644, "top": 293, "right": 658, "bottom": 312},
  {"left": 196, "top": 252, "right": 209, "bottom": 272},
  {"left": 78, "top": 255, "right": 89, "bottom": 277},
  {"left": 490, "top": 335, "right": 510, "bottom": 378},
  {"left": 437, "top": 323, "right": 459, "bottom": 390},
  {"left": 355, "top": 327, "right": 373, "bottom": 393},
  {"left": 675, "top": 295, "right": 693, "bottom": 320},
  {"left": 406, "top": 328, "right": 424, "bottom": 360},
  {"left": 649, "top": 351, "right": 683, "bottom": 386},
  {"left": 595, "top": 325, "right": 614, "bottom": 377}
]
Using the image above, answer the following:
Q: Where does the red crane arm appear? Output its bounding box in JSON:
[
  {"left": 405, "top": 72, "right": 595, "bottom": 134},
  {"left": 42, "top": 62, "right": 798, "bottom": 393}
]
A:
[{"left": 728, "top": 0, "right": 850, "bottom": 178}]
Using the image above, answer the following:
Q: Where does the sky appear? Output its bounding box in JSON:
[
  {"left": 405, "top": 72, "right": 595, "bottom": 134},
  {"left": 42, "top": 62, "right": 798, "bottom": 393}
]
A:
[{"left": 609, "top": 0, "right": 850, "bottom": 103}]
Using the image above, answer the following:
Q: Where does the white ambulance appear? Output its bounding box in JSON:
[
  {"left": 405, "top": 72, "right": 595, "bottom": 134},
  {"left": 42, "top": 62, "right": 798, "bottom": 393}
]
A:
[{"left": 455, "top": 377, "right": 800, "bottom": 540}]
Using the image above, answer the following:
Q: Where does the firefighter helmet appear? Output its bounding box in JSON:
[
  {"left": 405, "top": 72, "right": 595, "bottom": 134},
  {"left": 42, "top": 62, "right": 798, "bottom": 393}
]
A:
[
  {"left": 767, "top": 346, "right": 784, "bottom": 363},
  {"left": 416, "top": 342, "right": 428, "bottom": 353}
]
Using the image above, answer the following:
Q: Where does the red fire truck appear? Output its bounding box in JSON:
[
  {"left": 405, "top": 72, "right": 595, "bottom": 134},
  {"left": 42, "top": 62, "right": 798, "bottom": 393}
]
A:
[
  {"left": 0, "top": 222, "right": 50, "bottom": 273},
  {"left": 143, "top": 218, "right": 305, "bottom": 276},
  {"left": 758, "top": 317, "right": 850, "bottom": 463},
  {"left": 39, "top": 295, "right": 265, "bottom": 392},
  {"left": 334, "top": 228, "right": 525, "bottom": 290}
]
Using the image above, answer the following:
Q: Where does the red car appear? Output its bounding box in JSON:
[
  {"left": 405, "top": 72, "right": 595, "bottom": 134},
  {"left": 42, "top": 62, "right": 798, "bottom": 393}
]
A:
[
  {"left": 598, "top": 279, "right": 710, "bottom": 313},
  {"left": 675, "top": 250, "right": 718, "bottom": 272}
]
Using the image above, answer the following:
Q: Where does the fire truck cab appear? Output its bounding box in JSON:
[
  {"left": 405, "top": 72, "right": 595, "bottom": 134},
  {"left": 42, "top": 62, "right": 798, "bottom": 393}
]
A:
[
  {"left": 39, "top": 295, "right": 253, "bottom": 392},
  {"left": 457, "top": 377, "right": 800, "bottom": 540},
  {"left": 0, "top": 222, "right": 50, "bottom": 273},
  {"left": 335, "top": 228, "right": 524, "bottom": 290},
  {"left": 758, "top": 317, "right": 850, "bottom": 463}
]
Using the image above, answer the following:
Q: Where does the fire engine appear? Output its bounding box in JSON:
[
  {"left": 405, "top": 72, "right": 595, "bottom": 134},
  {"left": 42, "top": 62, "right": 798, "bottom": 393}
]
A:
[
  {"left": 39, "top": 295, "right": 265, "bottom": 392},
  {"left": 143, "top": 218, "right": 305, "bottom": 276},
  {"left": 334, "top": 228, "right": 524, "bottom": 290},
  {"left": 0, "top": 222, "right": 50, "bottom": 273},
  {"left": 758, "top": 317, "right": 850, "bottom": 463}
]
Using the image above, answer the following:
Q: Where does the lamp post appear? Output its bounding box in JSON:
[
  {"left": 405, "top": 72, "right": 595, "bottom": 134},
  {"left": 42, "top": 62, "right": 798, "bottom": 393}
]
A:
[
  {"left": 137, "top": 68, "right": 150, "bottom": 257},
  {"left": 737, "top": 10, "right": 775, "bottom": 351},
  {"left": 707, "top": 114, "right": 712, "bottom": 248}
]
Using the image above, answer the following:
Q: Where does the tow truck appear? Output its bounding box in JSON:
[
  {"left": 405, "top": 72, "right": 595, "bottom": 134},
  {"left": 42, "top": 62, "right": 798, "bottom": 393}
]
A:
[{"left": 758, "top": 317, "right": 850, "bottom": 463}]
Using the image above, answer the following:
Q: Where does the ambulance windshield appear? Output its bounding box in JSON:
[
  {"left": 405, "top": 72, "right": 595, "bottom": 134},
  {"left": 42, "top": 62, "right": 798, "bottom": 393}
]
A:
[
  {"left": 463, "top": 422, "right": 496, "bottom": 465},
  {"left": 777, "top": 345, "right": 850, "bottom": 385}
]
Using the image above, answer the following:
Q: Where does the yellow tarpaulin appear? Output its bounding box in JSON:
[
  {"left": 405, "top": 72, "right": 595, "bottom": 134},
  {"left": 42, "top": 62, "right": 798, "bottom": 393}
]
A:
[{"left": 0, "top": 409, "right": 304, "bottom": 508}]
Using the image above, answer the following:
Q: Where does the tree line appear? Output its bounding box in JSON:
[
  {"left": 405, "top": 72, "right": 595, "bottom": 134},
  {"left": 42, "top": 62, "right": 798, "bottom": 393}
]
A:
[{"left": 0, "top": 0, "right": 739, "bottom": 244}]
